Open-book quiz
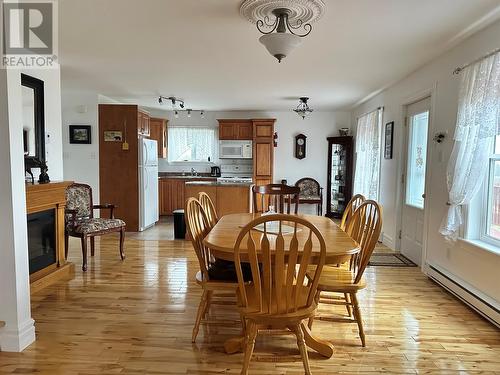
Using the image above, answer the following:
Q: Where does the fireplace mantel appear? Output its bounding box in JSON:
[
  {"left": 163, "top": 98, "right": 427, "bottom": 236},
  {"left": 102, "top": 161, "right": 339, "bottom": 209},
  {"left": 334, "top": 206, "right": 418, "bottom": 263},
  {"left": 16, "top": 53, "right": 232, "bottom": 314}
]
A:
[{"left": 26, "top": 181, "right": 75, "bottom": 293}]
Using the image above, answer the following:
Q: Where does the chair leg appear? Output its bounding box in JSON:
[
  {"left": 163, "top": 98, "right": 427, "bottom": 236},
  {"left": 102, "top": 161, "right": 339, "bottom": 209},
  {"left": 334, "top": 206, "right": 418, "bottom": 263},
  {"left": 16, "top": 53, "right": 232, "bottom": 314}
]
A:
[
  {"left": 344, "top": 293, "right": 353, "bottom": 317},
  {"left": 192, "top": 290, "right": 208, "bottom": 343},
  {"left": 351, "top": 292, "right": 366, "bottom": 347},
  {"left": 119, "top": 227, "right": 125, "bottom": 260},
  {"left": 64, "top": 232, "right": 69, "bottom": 260},
  {"left": 202, "top": 291, "right": 213, "bottom": 318},
  {"left": 81, "top": 236, "right": 88, "bottom": 272},
  {"left": 308, "top": 290, "right": 320, "bottom": 329},
  {"left": 294, "top": 323, "right": 311, "bottom": 375},
  {"left": 90, "top": 237, "right": 95, "bottom": 256},
  {"left": 241, "top": 321, "right": 257, "bottom": 375}
]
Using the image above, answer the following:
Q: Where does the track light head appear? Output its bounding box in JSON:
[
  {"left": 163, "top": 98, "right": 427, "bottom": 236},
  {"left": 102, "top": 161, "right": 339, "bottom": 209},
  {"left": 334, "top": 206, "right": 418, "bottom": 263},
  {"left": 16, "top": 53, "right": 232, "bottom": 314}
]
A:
[
  {"left": 200, "top": 110, "right": 205, "bottom": 119},
  {"left": 174, "top": 110, "right": 179, "bottom": 119},
  {"left": 179, "top": 102, "right": 185, "bottom": 109},
  {"left": 158, "top": 96, "right": 163, "bottom": 105},
  {"left": 187, "top": 109, "right": 192, "bottom": 118}
]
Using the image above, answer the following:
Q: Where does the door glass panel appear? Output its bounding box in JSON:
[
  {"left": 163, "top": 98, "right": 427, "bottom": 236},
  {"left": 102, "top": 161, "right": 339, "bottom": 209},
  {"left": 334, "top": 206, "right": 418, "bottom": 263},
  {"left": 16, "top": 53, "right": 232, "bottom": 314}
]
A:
[{"left": 405, "top": 111, "right": 429, "bottom": 209}]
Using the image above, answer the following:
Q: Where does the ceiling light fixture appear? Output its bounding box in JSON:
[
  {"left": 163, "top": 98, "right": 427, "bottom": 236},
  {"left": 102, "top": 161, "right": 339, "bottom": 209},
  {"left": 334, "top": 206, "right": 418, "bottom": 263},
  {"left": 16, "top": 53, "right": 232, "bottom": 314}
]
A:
[
  {"left": 158, "top": 95, "right": 185, "bottom": 110},
  {"left": 240, "top": 0, "right": 325, "bottom": 63},
  {"left": 293, "top": 97, "right": 313, "bottom": 119}
]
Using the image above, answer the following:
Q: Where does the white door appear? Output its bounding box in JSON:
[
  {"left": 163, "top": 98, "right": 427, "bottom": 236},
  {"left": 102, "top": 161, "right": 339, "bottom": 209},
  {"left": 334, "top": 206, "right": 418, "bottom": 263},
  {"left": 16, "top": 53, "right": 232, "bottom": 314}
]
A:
[{"left": 400, "top": 97, "right": 431, "bottom": 265}]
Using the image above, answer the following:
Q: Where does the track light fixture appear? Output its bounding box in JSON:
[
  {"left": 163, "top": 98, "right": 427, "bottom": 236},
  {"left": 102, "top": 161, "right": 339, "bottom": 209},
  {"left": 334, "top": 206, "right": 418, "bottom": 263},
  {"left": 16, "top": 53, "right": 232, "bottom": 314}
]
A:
[{"left": 158, "top": 95, "right": 185, "bottom": 109}]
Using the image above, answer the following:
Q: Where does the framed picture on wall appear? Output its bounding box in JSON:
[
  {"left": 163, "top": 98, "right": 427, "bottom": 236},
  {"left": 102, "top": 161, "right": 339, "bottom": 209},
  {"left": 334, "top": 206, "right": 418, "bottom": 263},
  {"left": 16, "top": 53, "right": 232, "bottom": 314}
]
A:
[
  {"left": 384, "top": 121, "right": 394, "bottom": 159},
  {"left": 69, "top": 125, "right": 92, "bottom": 144}
]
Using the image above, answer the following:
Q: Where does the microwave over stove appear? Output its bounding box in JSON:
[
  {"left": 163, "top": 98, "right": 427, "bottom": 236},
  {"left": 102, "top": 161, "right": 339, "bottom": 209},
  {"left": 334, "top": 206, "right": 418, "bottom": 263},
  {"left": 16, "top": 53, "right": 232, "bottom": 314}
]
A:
[{"left": 219, "top": 140, "right": 253, "bottom": 159}]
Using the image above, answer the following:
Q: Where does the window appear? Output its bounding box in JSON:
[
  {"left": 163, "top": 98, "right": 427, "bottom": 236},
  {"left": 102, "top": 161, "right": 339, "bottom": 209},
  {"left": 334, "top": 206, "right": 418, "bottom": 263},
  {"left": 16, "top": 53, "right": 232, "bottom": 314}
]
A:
[
  {"left": 483, "top": 135, "right": 500, "bottom": 245},
  {"left": 405, "top": 110, "right": 429, "bottom": 209},
  {"left": 167, "top": 127, "right": 216, "bottom": 162}
]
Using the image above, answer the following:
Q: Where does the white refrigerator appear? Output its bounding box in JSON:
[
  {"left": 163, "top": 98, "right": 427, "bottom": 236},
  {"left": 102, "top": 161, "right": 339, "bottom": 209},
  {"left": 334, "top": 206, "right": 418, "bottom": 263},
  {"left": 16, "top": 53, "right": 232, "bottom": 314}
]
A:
[{"left": 139, "top": 138, "right": 159, "bottom": 231}]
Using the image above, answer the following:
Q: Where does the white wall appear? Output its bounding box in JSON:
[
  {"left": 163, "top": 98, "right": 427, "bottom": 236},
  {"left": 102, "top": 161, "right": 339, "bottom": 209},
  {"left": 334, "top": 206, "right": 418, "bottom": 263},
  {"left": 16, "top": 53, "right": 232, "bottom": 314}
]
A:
[
  {"left": 352, "top": 20, "right": 500, "bottom": 303},
  {"left": 61, "top": 92, "right": 99, "bottom": 200}
]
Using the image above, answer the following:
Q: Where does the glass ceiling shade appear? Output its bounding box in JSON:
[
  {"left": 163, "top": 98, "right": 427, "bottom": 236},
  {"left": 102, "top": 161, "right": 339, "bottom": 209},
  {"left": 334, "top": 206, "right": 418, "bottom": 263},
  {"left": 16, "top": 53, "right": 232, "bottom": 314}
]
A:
[{"left": 259, "top": 32, "right": 303, "bottom": 63}]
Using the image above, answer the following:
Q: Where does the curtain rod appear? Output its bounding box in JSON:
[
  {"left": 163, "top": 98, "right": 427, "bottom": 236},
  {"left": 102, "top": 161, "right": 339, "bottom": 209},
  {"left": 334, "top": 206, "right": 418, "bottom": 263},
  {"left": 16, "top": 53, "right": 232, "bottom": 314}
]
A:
[
  {"left": 357, "top": 106, "right": 383, "bottom": 120},
  {"left": 453, "top": 47, "right": 500, "bottom": 75}
]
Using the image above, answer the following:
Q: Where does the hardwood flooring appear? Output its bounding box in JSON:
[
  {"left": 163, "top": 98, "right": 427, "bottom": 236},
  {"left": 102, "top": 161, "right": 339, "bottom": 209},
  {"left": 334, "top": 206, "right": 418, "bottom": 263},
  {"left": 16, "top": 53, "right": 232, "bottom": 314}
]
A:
[{"left": 0, "top": 228, "right": 499, "bottom": 374}]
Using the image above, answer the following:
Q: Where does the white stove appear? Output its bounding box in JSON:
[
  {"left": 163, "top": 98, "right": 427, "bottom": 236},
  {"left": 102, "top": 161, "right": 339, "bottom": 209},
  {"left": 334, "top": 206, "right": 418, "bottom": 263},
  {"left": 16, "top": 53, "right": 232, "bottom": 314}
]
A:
[{"left": 217, "top": 164, "right": 253, "bottom": 184}]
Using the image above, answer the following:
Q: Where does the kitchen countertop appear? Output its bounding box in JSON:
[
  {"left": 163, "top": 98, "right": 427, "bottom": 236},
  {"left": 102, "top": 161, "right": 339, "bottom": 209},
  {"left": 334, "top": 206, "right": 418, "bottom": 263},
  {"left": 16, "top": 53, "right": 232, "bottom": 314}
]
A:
[
  {"left": 185, "top": 181, "right": 253, "bottom": 187},
  {"left": 158, "top": 175, "right": 217, "bottom": 180}
]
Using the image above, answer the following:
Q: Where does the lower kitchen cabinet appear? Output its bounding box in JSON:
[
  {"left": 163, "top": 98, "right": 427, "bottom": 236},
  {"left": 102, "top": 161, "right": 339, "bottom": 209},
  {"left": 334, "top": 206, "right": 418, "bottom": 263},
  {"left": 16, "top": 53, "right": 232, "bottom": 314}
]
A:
[
  {"left": 185, "top": 183, "right": 251, "bottom": 217},
  {"left": 159, "top": 178, "right": 217, "bottom": 215}
]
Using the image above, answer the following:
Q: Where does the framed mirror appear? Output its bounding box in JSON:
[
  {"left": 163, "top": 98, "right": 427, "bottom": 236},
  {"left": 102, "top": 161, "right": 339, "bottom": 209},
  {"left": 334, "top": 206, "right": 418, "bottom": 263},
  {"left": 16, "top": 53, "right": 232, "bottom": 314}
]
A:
[{"left": 21, "top": 73, "right": 45, "bottom": 164}]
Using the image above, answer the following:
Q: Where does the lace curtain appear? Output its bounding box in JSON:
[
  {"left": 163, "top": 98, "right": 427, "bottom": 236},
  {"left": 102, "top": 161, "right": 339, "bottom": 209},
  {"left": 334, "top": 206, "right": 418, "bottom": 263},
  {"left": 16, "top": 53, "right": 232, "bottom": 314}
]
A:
[
  {"left": 167, "top": 127, "right": 216, "bottom": 162},
  {"left": 354, "top": 109, "right": 382, "bottom": 200},
  {"left": 439, "top": 51, "right": 500, "bottom": 241}
]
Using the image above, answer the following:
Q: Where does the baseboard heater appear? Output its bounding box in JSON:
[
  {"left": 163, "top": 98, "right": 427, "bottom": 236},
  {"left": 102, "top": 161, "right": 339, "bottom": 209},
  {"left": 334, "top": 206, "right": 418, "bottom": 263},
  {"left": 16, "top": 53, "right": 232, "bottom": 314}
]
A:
[{"left": 426, "top": 264, "right": 500, "bottom": 327}]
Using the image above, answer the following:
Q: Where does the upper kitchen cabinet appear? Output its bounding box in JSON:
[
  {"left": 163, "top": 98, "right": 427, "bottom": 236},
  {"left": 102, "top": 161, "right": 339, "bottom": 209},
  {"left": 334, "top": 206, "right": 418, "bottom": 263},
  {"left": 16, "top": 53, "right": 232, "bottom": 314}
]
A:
[
  {"left": 218, "top": 119, "right": 253, "bottom": 140},
  {"left": 149, "top": 118, "right": 168, "bottom": 158},
  {"left": 138, "top": 110, "right": 150, "bottom": 136}
]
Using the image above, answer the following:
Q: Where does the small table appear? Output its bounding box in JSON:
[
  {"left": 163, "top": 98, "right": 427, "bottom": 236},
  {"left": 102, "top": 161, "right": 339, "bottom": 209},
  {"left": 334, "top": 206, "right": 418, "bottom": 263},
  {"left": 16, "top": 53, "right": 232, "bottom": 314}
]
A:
[{"left": 203, "top": 213, "right": 359, "bottom": 358}]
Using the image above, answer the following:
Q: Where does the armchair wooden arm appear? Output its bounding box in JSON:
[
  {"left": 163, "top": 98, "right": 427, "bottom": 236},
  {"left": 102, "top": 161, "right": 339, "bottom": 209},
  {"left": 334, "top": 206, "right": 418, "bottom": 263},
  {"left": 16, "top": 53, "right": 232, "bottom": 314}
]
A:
[{"left": 93, "top": 204, "right": 117, "bottom": 219}]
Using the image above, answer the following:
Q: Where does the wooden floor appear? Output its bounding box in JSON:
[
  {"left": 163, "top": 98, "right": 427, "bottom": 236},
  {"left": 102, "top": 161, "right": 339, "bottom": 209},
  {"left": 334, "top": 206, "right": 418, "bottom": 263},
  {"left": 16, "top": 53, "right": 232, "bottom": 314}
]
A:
[{"left": 1, "top": 227, "right": 499, "bottom": 374}]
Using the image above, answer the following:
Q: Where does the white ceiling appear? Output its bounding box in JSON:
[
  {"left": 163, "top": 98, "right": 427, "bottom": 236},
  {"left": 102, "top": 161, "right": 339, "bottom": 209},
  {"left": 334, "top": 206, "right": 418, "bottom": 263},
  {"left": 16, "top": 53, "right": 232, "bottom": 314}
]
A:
[{"left": 59, "top": 0, "right": 500, "bottom": 111}]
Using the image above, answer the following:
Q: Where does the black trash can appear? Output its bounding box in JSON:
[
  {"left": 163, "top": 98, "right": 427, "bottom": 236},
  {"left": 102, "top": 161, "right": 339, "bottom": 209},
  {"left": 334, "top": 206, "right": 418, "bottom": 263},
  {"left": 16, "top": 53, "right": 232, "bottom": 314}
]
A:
[{"left": 173, "top": 209, "right": 186, "bottom": 239}]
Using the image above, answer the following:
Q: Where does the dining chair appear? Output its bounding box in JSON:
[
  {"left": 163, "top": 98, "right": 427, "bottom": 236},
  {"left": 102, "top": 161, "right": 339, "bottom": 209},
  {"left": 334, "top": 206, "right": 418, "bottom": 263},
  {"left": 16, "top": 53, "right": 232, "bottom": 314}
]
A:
[
  {"left": 252, "top": 184, "right": 300, "bottom": 214},
  {"left": 340, "top": 194, "right": 365, "bottom": 231},
  {"left": 185, "top": 198, "right": 238, "bottom": 343},
  {"left": 307, "top": 200, "right": 382, "bottom": 347},
  {"left": 295, "top": 177, "right": 323, "bottom": 215},
  {"left": 198, "top": 192, "right": 218, "bottom": 229},
  {"left": 65, "top": 183, "right": 125, "bottom": 271},
  {"left": 233, "top": 214, "right": 326, "bottom": 375}
]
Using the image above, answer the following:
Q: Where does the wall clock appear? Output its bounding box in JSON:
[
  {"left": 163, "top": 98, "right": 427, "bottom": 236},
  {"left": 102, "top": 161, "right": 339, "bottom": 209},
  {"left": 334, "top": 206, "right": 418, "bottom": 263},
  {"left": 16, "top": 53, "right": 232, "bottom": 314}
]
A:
[{"left": 295, "top": 133, "right": 307, "bottom": 159}]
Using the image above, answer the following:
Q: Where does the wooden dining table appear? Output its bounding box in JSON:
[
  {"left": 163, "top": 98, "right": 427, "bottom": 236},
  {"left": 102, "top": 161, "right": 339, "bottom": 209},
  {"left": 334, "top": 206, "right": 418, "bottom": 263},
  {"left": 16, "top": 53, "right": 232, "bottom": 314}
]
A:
[{"left": 203, "top": 213, "right": 359, "bottom": 358}]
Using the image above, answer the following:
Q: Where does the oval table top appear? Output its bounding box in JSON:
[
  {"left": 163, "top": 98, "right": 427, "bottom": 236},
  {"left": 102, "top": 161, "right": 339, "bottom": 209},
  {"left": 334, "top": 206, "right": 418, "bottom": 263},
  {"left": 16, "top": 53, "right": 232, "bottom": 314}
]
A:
[{"left": 204, "top": 213, "right": 359, "bottom": 264}]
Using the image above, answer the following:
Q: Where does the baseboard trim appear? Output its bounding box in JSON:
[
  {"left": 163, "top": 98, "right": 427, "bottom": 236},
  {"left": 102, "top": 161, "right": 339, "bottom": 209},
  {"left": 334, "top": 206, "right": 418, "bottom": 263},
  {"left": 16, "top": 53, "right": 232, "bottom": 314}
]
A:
[
  {"left": 382, "top": 233, "right": 395, "bottom": 250},
  {"left": 0, "top": 318, "right": 35, "bottom": 352},
  {"left": 426, "top": 263, "right": 499, "bottom": 327}
]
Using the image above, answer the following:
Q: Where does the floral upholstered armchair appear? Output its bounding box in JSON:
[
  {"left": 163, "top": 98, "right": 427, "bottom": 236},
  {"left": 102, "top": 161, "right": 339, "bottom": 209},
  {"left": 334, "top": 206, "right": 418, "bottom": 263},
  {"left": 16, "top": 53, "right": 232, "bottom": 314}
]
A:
[
  {"left": 295, "top": 178, "right": 323, "bottom": 215},
  {"left": 65, "top": 183, "right": 125, "bottom": 271}
]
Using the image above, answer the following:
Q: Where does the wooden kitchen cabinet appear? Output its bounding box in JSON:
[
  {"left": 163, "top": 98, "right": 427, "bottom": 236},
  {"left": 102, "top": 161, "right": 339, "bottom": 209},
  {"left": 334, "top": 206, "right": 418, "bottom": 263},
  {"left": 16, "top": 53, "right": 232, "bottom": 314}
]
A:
[
  {"left": 159, "top": 178, "right": 217, "bottom": 215},
  {"left": 216, "top": 185, "right": 250, "bottom": 216},
  {"left": 218, "top": 119, "right": 253, "bottom": 140},
  {"left": 138, "top": 110, "right": 150, "bottom": 136},
  {"left": 150, "top": 118, "right": 168, "bottom": 158},
  {"left": 252, "top": 119, "right": 275, "bottom": 187}
]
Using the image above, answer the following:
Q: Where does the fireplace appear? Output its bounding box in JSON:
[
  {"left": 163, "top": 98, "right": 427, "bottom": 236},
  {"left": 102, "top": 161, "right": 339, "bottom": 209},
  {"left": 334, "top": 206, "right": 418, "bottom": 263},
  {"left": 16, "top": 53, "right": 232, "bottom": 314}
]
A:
[{"left": 27, "top": 209, "right": 57, "bottom": 274}]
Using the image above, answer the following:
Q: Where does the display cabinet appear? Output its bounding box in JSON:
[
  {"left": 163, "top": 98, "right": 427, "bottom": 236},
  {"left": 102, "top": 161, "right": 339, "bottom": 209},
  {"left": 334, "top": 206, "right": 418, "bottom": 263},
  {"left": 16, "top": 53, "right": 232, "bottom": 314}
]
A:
[{"left": 326, "top": 136, "right": 354, "bottom": 219}]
